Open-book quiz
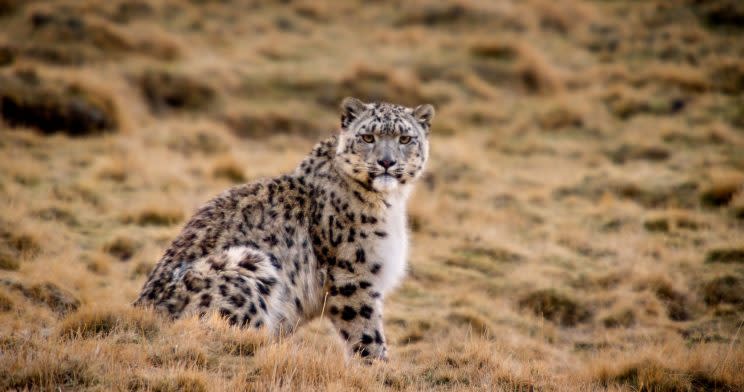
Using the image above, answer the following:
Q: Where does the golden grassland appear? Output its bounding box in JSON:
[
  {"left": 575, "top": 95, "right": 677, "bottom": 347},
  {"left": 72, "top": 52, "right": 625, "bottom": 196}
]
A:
[{"left": 1, "top": 0, "right": 744, "bottom": 390}]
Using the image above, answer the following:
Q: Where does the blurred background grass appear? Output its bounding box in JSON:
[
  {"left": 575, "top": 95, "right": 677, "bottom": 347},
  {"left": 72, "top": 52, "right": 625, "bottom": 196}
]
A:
[{"left": 1, "top": 0, "right": 743, "bottom": 390}]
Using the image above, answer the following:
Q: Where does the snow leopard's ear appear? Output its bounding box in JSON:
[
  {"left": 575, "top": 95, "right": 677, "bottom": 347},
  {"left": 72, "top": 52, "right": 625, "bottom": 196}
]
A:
[
  {"left": 413, "top": 104, "right": 435, "bottom": 132},
  {"left": 340, "top": 97, "right": 368, "bottom": 130}
]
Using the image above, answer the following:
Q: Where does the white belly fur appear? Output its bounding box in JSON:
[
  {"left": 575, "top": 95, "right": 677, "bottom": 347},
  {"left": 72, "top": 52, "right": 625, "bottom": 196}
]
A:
[{"left": 372, "top": 187, "right": 410, "bottom": 296}]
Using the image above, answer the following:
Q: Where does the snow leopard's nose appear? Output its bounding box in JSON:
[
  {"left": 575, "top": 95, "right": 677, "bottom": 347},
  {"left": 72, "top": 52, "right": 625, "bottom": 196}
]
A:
[{"left": 378, "top": 159, "right": 396, "bottom": 169}]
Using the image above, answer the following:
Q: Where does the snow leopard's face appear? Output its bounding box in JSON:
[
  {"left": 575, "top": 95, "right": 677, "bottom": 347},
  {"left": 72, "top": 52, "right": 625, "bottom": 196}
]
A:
[{"left": 335, "top": 98, "right": 434, "bottom": 194}]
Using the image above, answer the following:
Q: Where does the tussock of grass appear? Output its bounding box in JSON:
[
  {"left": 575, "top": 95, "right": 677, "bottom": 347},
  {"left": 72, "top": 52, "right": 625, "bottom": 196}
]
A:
[
  {"left": 84, "top": 252, "right": 112, "bottom": 275},
  {"left": 705, "top": 248, "right": 744, "bottom": 264},
  {"left": 643, "top": 211, "right": 705, "bottom": 233},
  {"left": 0, "top": 291, "right": 13, "bottom": 312},
  {"left": 518, "top": 288, "right": 591, "bottom": 326},
  {"left": 470, "top": 39, "right": 565, "bottom": 95},
  {"left": 396, "top": 1, "right": 488, "bottom": 27},
  {"left": 536, "top": 105, "right": 584, "bottom": 130},
  {"left": 601, "top": 308, "right": 636, "bottom": 328},
  {"left": 212, "top": 158, "right": 246, "bottom": 183},
  {"left": 223, "top": 109, "right": 324, "bottom": 139},
  {"left": 0, "top": 357, "right": 96, "bottom": 391},
  {"left": 58, "top": 306, "right": 160, "bottom": 340},
  {"left": 702, "top": 275, "right": 744, "bottom": 307},
  {"left": 147, "top": 346, "right": 212, "bottom": 369},
  {"left": 700, "top": 173, "right": 744, "bottom": 208},
  {"left": 0, "top": 249, "right": 20, "bottom": 271},
  {"left": 640, "top": 276, "right": 695, "bottom": 321},
  {"left": 109, "top": 1, "right": 154, "bottom": 24},
  {"left": 33, "top": 205, "right": 80, "bottom": 227},
  {"left": 1, "top": 222, "right": 41, "bottom": 261},
  {"left": 8, "top": 5, "right": 179, "bottom": 64},
  {"left": 0, "top": 68, "right": 119, "bottom": 135},
  {"left": 607, "top": 144, "right": 670, "bottom": 165},
  {"left": 554, "top": 175, "right": 699, "bottom": 208},
  {"left": 2, "top": 279, "right": 80, "bottom": 315},
  {"left": 166, "top": 127, "right": 229, "bottom": 156},
  {"left": 130, "top": 372, "right": 208, "bottom": 392},
  {"left": 124, "top": 207, "right": 184, "bottom": 227},
  {"left": 588, "top": 350, "right": 743, "bottom": 392},
  {"left": 322, "top": 64, "right": 429, "bottom": 108},
  {"left": 446, "top": 310, "right": 492, "bottom": 336},
  {"left": 103, "top": 235, "right": 140, "bottom": 262},
  {"left": 710, "top": 59, "right": 744, "bottom": 94},
  {"left": 139, "top": 69, "right": 216, "bottom": 114},
  {"left": 1, "top": 0, "right": 743, "bottom": 390},
  {"left": 219, "top": 326, "right": 266, "bottom": 357},
  {"left": 131, "top": 260, "right": 155, "bottom": 278}
]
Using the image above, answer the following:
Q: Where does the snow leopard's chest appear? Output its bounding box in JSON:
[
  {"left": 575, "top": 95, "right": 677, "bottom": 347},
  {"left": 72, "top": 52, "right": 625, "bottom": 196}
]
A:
[{"left": 368, "top": 194, "right": 409, "bottom": 295}]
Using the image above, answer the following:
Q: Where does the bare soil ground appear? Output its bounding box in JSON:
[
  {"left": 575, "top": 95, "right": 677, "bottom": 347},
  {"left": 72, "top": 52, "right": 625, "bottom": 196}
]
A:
[{"left": 1, "top": 0, "right": 743, "bottom": 390}]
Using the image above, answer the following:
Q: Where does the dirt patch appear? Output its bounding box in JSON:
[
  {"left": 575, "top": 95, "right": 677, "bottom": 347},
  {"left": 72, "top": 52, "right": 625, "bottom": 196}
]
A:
[
  {"left": 0, "top": 69, "right": 119, "bottom": 135},
  {"left": 518, "top": 289, "right": 591, "bottom": 326}
]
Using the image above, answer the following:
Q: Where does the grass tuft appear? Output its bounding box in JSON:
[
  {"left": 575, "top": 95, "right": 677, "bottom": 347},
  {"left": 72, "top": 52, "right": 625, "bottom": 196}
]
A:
[
  {"left": 212, "top": 158, "right": 247, "bottom": 183},
  {"left": 702, "top": 275, "right": 744, "bottom": 307},
  {"left": 0, "top": 68, "right": 119, "bottom": 135},
  {"left": 705, "top": 248, "right": 744, "bottom": 264},
  {"left": 2, "top": 279, "right": 80, "bottom": 315},
  {"left": 124, "top": 207, "right": 184, "bottom": 227},
  {"left": 58, "top": 306, "right": 160, "bottom": 340},
  {"left": 103, "top": 235, "right": 140, "bottom": 262},
  {"left": 518, "top": 288, "right": 591, "bottom": 326},
  {"left": 700, "top": 174, "right": 744, "bottom": 207},
  {"left": 139, "top": 69, "right": 216, "bottom": 114}
]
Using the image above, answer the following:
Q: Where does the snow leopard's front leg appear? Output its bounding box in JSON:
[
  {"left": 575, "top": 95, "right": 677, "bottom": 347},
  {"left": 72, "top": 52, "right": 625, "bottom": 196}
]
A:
[{"left": 324, "top": 256, "right": 388, "bottom": 361}]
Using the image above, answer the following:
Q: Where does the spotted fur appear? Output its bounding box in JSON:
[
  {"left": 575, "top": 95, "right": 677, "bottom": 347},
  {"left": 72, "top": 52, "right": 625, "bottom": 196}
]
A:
[{"left": 134, "top": 98, "right": 434, "bottom": 361}]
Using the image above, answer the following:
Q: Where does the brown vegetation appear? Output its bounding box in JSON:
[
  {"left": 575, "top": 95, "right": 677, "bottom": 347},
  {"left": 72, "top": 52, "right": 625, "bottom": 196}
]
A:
[{"left": 1, "top": 0, "right": 743, "bottom": 390}]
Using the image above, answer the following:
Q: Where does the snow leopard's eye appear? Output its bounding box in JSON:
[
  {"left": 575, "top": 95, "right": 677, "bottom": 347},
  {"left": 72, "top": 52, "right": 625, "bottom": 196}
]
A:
[
  {"left": 361, "top": 134, "right": 375, "bottom": 143},
  {"left": 399, "top": 135, "right": 412, "bottom": 145}
]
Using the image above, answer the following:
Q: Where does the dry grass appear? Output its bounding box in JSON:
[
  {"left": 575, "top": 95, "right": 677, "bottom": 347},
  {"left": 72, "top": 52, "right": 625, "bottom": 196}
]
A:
[{"left": 1, "top": 0, "right": 743, "bottom": 390}]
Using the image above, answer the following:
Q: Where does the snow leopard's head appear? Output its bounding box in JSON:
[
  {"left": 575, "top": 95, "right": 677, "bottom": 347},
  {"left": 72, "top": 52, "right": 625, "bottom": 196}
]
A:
[{"left": 335, "top": 97, "right": 434, "bottom": 194}]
